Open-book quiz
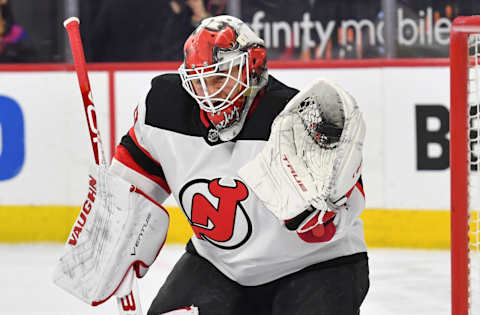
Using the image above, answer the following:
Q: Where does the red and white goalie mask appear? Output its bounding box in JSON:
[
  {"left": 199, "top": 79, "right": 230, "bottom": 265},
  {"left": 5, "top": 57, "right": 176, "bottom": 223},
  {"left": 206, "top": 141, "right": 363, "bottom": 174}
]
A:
[{"left": 179, "top": 15, "right": 268, "bottom": 141}]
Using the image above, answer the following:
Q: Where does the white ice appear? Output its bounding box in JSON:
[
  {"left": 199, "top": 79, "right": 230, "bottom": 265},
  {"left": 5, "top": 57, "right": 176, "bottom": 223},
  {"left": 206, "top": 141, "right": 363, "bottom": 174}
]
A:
[{"left": 0, "top": 244, "right": 450, "bottom": 315}]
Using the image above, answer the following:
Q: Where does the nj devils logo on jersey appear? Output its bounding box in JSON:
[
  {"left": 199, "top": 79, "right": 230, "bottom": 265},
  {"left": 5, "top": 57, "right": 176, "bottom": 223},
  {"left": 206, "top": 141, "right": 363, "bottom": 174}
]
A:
[{"left": 179, "top": 178, "right": 252, "bottom": 250}]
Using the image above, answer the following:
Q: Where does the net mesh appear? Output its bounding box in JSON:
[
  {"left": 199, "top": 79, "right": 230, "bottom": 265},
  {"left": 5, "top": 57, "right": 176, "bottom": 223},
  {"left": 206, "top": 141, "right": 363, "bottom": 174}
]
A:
[{"left": 468, "top": 33, "right": 480, "bottom": 314}]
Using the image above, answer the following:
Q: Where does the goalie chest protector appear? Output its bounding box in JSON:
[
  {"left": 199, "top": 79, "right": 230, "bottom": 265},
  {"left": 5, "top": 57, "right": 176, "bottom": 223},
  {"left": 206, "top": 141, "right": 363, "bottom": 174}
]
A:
[{"left": 119, "top": 73, "right": 367, "bottom": 286}]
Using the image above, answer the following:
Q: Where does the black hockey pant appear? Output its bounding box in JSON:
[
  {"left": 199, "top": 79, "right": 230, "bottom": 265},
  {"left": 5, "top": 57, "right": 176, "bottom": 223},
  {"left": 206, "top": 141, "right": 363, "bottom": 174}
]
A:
[{"left": 147, "top": 251, "right": 369, "bottom": 315}]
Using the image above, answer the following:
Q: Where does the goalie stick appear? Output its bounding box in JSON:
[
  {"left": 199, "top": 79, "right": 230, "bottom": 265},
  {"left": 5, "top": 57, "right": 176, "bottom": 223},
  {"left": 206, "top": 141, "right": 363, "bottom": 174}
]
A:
[{"left": 63, "top": 17, "right": 143, "bottom": 315}]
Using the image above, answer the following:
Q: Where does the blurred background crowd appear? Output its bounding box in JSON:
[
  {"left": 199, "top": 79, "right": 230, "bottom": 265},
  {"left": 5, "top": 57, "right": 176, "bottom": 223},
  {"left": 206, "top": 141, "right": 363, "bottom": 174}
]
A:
[{"left": 0, "top": 0, "right": 479, "bottom": 63}]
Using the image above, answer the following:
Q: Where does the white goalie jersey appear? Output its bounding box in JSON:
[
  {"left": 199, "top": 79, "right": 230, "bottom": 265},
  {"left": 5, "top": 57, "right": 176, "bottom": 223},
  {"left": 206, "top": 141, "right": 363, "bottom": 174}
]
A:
[{"left": 111, "top": 73, "right": 367, "bottom": 286}]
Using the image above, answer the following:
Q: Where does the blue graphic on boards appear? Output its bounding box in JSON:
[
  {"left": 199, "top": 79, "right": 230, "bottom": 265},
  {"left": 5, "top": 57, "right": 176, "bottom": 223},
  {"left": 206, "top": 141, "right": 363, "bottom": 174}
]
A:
[{"left": 0, "top": 96, "right": 25, "bottom": 180}]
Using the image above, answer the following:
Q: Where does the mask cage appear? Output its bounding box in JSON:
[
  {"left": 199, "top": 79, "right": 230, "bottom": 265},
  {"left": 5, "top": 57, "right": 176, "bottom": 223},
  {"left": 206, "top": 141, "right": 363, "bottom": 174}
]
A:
[{"left": 179, "top": 52, "right": 250, "bottom": 114}]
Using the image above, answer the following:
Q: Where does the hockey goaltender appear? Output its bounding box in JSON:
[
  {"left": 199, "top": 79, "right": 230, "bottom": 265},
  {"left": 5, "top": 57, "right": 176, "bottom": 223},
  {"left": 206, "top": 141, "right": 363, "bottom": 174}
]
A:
[{"left": 54, "top": 15, "right": 369, "bottom": 315}]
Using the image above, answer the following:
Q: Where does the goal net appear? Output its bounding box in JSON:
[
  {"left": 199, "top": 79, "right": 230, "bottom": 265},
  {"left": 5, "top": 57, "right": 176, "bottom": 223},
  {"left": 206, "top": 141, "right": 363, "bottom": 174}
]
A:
[{"left": 450, "top": 16, "right": 480, "bottom": 315}]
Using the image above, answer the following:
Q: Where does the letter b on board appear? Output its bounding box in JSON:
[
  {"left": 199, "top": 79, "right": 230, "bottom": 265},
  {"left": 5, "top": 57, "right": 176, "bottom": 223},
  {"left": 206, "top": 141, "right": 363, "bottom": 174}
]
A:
[
  {"left": 415, "top": 104, "right": 449, "bottom": 170},
  {"left": 0, "top": 96, "right": 25, "bottom": 180}
]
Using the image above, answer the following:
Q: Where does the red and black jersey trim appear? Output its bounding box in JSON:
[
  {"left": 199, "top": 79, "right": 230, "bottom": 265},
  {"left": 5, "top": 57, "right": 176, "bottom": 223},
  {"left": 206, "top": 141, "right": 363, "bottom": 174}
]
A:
[
  {"left": 356, "top": 176, "right": 365, "bottom": 197},
  {"left": 117, "top": 131, "right": 171, "bottom": 194},
  {"left": 347, "top": 176, "right": 364, "bottom": 198}
]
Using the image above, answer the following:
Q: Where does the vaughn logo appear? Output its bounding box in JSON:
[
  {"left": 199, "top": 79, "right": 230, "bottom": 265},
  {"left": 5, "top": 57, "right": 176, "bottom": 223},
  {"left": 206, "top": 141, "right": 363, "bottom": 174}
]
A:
[
  {"left": 179, "top": 178, "right": 252, "bottom": 250},
  {"left": 68, "top": 175, "right": 97, "bottom": 246}
]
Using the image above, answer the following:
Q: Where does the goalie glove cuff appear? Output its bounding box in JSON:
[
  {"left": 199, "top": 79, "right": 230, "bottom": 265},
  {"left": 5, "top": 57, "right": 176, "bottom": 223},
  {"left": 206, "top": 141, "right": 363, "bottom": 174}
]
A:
[{"left": 285, "top": 207, "right": 337, "bottom": 243}]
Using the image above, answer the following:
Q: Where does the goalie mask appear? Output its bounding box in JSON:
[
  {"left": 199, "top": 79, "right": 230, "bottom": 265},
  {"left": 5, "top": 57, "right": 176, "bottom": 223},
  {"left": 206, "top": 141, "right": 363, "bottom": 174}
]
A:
[{"left": 178, "top": 15, "right": 268, "bottom": 141}]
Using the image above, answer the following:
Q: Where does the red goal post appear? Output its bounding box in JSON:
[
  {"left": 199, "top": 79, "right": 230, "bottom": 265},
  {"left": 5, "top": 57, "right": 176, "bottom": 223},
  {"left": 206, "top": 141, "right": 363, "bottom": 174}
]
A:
[{"left": 450, "top": 15, "right": 480, "bottom": 315}]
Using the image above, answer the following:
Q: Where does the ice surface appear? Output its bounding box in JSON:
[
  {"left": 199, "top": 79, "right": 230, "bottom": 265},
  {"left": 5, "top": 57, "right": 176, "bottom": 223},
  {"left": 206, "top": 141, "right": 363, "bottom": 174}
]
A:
[{"left": 0, "top": 244, "right": 450, "bottom": 314}]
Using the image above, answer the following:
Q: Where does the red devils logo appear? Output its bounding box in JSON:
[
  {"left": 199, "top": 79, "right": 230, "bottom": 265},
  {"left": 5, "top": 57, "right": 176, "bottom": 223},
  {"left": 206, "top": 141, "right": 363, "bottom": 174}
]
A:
[{"left": 179, "top": 178, "right": 252, "bottom": 249}]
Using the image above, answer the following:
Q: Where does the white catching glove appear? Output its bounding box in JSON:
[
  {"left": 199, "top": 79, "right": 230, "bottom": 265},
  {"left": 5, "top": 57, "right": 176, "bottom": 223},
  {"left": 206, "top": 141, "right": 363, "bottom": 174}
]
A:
[
  {"left": 238, "top": 78, "right": 365, "bottom": 236},
  {"left": 52, "top": 163, "right": 170, "bottom": 306}
]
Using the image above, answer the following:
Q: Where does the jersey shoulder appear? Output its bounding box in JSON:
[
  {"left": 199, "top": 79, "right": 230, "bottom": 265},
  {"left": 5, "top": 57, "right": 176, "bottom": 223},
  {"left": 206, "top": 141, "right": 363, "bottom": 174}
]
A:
[
  {"left": 238, "top": 75, "right": 299, "bottom": 141},
  {"left": 142, "top": 73, "right": 299, "bottom": 141},
  {"left": 144, "top": 73, "right": 202, "bottom": 136}
]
